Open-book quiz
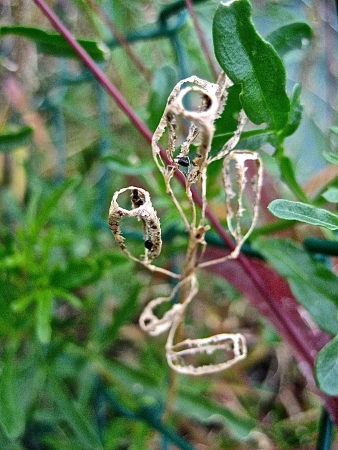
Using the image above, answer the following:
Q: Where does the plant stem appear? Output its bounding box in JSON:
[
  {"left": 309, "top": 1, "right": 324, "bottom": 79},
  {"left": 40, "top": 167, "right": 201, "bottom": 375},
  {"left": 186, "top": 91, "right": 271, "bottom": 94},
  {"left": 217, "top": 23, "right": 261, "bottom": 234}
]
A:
[{"left": 32, "top": 0, "right": 338, "bottom": 425}]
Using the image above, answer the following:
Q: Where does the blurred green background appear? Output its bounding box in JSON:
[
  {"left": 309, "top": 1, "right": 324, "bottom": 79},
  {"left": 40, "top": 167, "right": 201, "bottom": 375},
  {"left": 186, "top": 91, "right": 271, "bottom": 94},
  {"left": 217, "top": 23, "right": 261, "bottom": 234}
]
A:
[{"left": 0, "top": 0, "right": 338, "bottom": 448}]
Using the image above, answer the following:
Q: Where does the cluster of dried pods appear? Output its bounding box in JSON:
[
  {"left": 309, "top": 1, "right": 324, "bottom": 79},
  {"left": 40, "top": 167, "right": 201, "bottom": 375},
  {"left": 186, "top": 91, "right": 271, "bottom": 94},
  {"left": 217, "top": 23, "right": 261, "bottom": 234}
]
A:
[{"left": 109, "top": 72, "right": 263, "bottom": 375}]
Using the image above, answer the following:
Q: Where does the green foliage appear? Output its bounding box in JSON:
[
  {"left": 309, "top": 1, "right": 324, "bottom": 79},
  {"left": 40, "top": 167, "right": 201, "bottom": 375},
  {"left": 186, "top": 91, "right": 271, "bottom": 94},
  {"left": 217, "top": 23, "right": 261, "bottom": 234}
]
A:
[
  {"left": 322, "top": 187, "right": 338, "bottom": 203},
  {"left": 255, "top": 239, "right": 338, "bottom": 336},
  {"left": 0, "top": 354, "right": 26, "bottom": 439},
  {"left": 0, "top": 126, "right": 33, "bottom": 152},
  {"left": 323, "top": 152, "right": 338, "bottom": 165},
  {"left": 0, "top": 26, "right": 108, "bottom": 61},
  {"left": 266, "top": 22, "right": 313, "bottom": 57},
  {"left": 213, "top": 0, "right": 290, "bottom": 131},
  {"left": 268, "top": 200, "right": 338, "bottom": 231},
  {"left": 315, "top": 335, "right": 338, "bottom": 396}
]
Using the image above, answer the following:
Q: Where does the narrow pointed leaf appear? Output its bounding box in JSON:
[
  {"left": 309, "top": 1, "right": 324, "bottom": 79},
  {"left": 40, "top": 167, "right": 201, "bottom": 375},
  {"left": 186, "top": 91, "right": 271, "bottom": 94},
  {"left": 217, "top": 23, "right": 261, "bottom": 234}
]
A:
[
  {"left": 279, "top": 84, "right": 303, "bottom": 138},
  {"left": 322, "top": 187, "right": 338, "bottom": 203},
  {"left": 277, "top": 157, "right": 308, "bottom": 202},
  {"left": 0, "top": 26, "right": 108, "bottom": 61},
  {"left": 36, "top": 293, "right": 53, "bottom": 344},
  {"left": 268, "top": 199, "right": 338, "bottom": 230},
  {"left": 0, "top": 126, "right": 33, "bottom": 152},
  {"left": 213, "top": 0, "right": 290, "bottom": 130},
  {"left": 0, "top": 356, "right": 26, "bottom": 439},
  {"left": 323, "top": 151, "right": 338, "bottom": 165},
  {"left": 48, "top": 375, "right": 102, "bottom": 449},
  {"left": 30, "top": 176, "right": 80, "bottom": 237},
  {"left": 266, "top": 23, "right": 312, "bottom": 57}
]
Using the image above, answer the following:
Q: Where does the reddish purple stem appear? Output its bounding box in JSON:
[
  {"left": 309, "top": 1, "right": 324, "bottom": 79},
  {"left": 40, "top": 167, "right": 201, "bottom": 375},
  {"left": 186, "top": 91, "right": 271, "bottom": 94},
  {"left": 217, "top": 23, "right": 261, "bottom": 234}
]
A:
[{"left": 32, "top": 0, "right": 338, "bottom": 424}]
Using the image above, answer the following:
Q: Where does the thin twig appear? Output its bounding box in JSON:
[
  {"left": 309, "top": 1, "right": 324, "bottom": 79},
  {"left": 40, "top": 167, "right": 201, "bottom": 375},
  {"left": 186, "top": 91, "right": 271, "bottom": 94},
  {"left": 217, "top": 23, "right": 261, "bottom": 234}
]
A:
[{"left": 85, "top": 0, "right": 152, "bottom": 83}]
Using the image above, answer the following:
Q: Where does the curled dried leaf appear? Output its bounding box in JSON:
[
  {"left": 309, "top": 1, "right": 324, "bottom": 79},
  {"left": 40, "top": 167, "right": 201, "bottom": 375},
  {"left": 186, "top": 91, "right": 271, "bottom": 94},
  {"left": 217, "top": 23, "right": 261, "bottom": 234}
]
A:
[
  {"left": 166, "top": 330, "right": 247, "bottom": 375},
  {"left": 152, "top": 74, "right": 232, "bottom": 186},
  {"left": 108, "top": 71, "right": 264, "bottom": 375},
  {"left": 223, "top": 151, "right": 263, "bottom": 246},
  {"left": 108, "top": 186, "right": 162, "bottom": 263},
  {"left": 139, "top": 275, "right": 197, "bottom": 336}
]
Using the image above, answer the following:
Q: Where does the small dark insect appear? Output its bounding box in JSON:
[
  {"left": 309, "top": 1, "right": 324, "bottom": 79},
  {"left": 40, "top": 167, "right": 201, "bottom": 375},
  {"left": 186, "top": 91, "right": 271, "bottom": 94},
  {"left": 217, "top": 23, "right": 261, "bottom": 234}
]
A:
[
  {"left": 132, "top": 189, "right": 144, "bottom": 207},
  {"left": 176, "top": 156, "right": 190, "bottom": 167},
  {"left": 144, "top": 239, "right": 154, "bottom": 250}
]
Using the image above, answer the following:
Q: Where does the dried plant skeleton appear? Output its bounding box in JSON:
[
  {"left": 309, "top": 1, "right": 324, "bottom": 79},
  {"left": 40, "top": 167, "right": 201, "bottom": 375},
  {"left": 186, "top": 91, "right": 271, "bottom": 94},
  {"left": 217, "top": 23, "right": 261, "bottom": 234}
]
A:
[{"left": 109, "top": 73, "right": 263, "bottom": 375}]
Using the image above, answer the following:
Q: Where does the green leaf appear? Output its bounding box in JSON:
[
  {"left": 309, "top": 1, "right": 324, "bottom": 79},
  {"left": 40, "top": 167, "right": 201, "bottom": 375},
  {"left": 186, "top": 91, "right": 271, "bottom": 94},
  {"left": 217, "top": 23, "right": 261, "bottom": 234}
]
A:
[
  {"left": 279, "top": 84, "right": 303, "bottom": 139},
  {"left": 329, "top": 126, "right": 338, "bottom": 135},
  {"left": 214, "top": 84, "right": 243, "bottom": 137},
  {"left": 176, "top": 389, "right": 256, "bottom": 439},
  {"left": 50, "top": 259, "right": 103, "bottom": 291},
  {"left": 0, "top": 26, "right": 108, "bottom": 61},
  {"left": 268, "top": 199, "right": 338, "bottom": 230},
  {"left": 103, "top": 360, "right": 256, "bottom": 439},
  {"left": 266, "top": 23, "right": 313, "bottom": 57},
  {"left": 48, "top": 375, "right": 103, "bottom": 449},
  {"left": 100, "top": 281, "right": 141, "bottom": 347},
  {"left": 51, "top": 289, "right": 82, "bottom": 309},
  {"left": 29, "top": 176, "right": 80, "bottom": 237},
  {"left": 0, "top": 126, "right": 33, "bottom": 152},
  {"left": 322, "top": 187, "right": 338, "bottom": 203},
  {"left": 0, "top": 356, "right": 26, "bottom": 439},
  {"left": 323, "top": 151, "right": 338, "bottom": 165},
  {"left": 11, "top": 292, "right": 36, "bottom": 312},
  {"left": 36, "top": 292, "right": 53, "bottom": 344},
  {"left": 255, "top": 239, "right": 338, "bottom": 335},
  {"left": 102, "top": 154, "right": 153, "bottom": 175},
  {"left": 315, "top": 334, "right": 338, "bottom": 396},
  {"left": 213, "top": 0, "right": 290, "bottom": 130},
  {"left": 237, "top": 129, "right": 277, "bottom": 150}
]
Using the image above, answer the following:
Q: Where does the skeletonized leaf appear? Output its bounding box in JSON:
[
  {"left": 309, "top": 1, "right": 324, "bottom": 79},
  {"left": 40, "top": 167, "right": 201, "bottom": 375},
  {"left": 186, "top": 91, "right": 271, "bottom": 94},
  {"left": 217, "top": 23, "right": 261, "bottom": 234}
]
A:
[{"left": 0, "top": 26, "right": 108, "bottom": 61}]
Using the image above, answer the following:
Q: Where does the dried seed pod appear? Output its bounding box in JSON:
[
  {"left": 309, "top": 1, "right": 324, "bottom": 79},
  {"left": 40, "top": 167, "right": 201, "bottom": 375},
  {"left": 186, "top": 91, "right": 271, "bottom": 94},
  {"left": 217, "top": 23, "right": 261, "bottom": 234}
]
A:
[
  {"left": 223, "top": 151, "right": 263, "bottom": 248},
  {"left": 108, "top": 186, "right": 162, "bottom": 263}
]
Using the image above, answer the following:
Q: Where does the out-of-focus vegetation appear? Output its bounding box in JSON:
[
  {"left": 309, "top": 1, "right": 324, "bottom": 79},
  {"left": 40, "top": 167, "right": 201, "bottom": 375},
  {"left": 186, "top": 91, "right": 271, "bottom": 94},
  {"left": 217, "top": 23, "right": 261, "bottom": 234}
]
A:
[{"left": 1, "top": 0, "right": 338, "bottom": 448}]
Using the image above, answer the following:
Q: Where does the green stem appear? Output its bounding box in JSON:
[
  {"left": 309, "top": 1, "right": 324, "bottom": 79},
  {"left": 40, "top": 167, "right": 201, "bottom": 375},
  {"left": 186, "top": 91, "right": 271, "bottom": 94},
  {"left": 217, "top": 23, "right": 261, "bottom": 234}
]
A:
[
  {"left": 275, "top": 141, "right": 309, "bottom": 203},
  {"left": 316, "top": 407, "right": 333, "bottom": 450}
]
